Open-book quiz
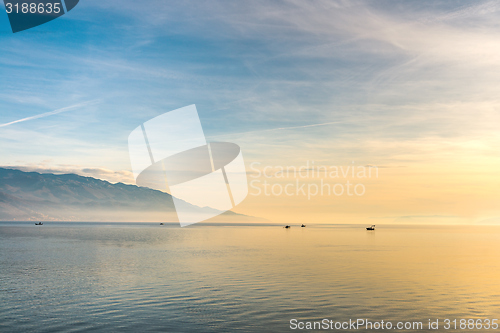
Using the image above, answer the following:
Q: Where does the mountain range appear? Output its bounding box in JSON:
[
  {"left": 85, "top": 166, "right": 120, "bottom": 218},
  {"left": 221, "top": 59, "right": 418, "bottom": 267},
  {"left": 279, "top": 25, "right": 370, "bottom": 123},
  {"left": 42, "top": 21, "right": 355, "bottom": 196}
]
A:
[{"left": 0, "top": 168, "right": 254, "bottom": 222}]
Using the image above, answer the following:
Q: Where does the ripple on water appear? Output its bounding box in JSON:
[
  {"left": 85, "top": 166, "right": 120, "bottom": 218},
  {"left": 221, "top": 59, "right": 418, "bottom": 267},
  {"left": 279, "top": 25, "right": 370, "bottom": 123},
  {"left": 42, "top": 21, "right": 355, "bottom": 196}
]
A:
[{"left": 1, "top": 224, "right": 500, "bottom": 332}]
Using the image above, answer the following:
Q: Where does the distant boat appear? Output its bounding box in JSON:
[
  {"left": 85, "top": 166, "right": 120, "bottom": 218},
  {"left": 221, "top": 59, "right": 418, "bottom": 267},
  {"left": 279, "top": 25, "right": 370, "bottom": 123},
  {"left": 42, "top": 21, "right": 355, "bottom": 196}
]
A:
[
  {"left": 160, "top": 223, "right": 164, "bottom": 225},
  {"left": 35, "top": 222, "right": 43, "bottom": 226},
  {"left": 366, "top": 225, "right": 375, "bottom": 230},
  {"left": 284, "top": 225, "right": 291, "bottom": 229},
  {"left": 301, "top": 224, "right": 306, "bottom": 227}
]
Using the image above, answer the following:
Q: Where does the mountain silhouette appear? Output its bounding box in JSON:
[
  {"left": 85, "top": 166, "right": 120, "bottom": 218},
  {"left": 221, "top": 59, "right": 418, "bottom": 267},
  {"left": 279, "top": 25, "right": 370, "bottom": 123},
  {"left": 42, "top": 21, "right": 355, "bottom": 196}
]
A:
[{"left": 0, "top": 168, "right": 248, "bottom": 222}]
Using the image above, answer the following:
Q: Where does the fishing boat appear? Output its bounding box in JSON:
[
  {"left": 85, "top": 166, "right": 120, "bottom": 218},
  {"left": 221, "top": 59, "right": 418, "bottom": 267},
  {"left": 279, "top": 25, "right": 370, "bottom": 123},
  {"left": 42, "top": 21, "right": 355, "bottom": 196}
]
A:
[
  {"left": 35, "top": 222, "right": 43, "bottom": 226},
  {"left": 301, "top": 224, "right": 306, "bottom": 227},
  {"left": 366, "top": 225, "right": 375, "bottom": 230},
  {"left": 284, "top": 225, "right": 291, "bottom": 229}
]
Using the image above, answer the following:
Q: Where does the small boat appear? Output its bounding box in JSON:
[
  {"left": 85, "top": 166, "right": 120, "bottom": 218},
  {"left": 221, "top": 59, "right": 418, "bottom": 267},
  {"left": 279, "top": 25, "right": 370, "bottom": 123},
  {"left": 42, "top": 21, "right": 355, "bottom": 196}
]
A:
[
  {"left": 35, "top": 222, "right": 43, "bottom": 226},
  {"left": 284, "top": 225, "right": 291, "bottom": 229},
  {"left": 160, "top": 223, "right": 164, "bottom": 225},
  {"left": 366, "top": 225, "right": 375, "bottom": 230},
  {"left": 301, "top": 224, "right": 306, "bottom": 227}
]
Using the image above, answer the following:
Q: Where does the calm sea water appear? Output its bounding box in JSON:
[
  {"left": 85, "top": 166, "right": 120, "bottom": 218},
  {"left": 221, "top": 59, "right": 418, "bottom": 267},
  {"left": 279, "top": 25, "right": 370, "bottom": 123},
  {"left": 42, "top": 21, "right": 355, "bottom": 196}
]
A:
[{"left": 1, "top": 223, "right": 500, "bottom": 332}]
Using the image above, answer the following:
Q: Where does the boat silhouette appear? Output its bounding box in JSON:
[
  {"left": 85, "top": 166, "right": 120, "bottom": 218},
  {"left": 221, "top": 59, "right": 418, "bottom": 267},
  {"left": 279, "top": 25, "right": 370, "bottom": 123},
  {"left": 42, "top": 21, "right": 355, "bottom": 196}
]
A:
[{"left": 366, "top": 225, "right": 375, "bottom": 230}]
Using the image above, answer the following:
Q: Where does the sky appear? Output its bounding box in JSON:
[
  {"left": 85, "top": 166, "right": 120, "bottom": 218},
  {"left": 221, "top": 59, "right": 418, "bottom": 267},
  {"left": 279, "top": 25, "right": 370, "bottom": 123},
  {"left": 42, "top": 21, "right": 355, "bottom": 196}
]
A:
[{"left": 1, "top": 0, "right": 500, "bottom": 224}]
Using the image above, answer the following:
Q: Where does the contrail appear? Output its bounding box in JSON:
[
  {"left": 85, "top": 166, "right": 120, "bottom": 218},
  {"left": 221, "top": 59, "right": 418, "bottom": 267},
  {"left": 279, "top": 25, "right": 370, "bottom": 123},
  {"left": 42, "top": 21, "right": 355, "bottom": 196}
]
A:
[
  {"left": 0, "top": 100, "right": 101, "bottom": 128},
  {"left": 207, "top": 120, "right": 342, "bottom": 139}
]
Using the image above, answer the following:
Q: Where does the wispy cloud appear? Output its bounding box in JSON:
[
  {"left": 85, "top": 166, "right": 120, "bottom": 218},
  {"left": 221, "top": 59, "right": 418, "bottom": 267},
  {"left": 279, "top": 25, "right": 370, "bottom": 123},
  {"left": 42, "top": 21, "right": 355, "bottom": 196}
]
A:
[
  {"left": 208, "top": 120, "right": 343, "bottom": 139},
  {"left": 0, "top": 100, "right": 101, "bottom": 128}
]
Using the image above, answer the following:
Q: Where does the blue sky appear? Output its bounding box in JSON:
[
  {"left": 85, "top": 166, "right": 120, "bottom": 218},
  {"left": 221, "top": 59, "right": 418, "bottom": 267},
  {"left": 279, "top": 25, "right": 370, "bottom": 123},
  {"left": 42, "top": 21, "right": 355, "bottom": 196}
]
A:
[
  {"left": 1, "top": 0, "right": 500, "bottom": 223},
  {"left": 1, "top": 0, "right": 499, "bottom": 167}
]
